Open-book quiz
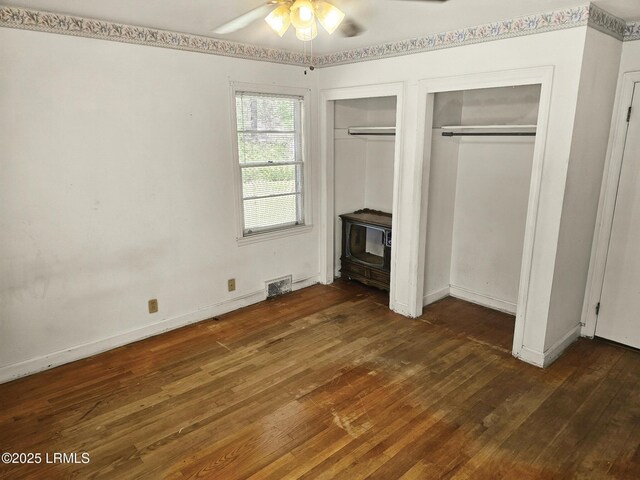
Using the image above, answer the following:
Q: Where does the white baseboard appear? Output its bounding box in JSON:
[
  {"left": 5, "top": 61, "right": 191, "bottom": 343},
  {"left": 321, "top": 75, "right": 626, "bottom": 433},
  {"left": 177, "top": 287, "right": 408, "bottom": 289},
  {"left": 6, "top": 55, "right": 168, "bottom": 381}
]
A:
[
  {"left": 423, "top": 287, "right": 450, "bottom": 306},
  {"left": 449, "top": 284, "right": 517, "bottom": 315},
  {"left": 290, "top": 276, "right": 319, "bottom": 292},
  {"left": 392, "top": 301, "right": 411, "bottom": 317},
  {"left": 0, "top": 275, "right": 319, "bottom": 384},
  {"left": 541, "top": 324, "right": 581, "bottom": 367},
  {"left": 515, "top": 324, "right": 581, "bottom": 368},
  {"left": 516, "top": 346, "right": 545, "bottom": 367}
]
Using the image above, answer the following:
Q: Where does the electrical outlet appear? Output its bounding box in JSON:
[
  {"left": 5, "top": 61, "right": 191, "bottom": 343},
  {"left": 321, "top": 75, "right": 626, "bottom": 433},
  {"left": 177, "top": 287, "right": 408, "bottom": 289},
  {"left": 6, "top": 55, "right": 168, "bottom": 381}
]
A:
[
  {"left": 228, "top": 278, "right": 236, "bottom": 292},
  {"left": 148, "top": 299, "right": 158, "bottom": 314}
]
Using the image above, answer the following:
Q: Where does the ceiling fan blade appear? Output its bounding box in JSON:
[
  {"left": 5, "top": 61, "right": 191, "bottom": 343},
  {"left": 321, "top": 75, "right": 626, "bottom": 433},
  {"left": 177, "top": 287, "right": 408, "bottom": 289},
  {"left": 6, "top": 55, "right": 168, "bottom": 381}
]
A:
[
  {"left": 339, "top": 18, "right": 365, "bottom": 38},
  {"left": 213, "top": 3, "right": 275, "bottom": 34}
]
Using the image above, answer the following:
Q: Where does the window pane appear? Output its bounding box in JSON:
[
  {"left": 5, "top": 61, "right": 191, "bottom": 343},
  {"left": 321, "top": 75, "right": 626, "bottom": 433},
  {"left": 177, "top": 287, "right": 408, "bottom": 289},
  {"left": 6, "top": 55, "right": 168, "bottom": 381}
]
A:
[
  {"left": 241, "top": 165, "right": 299, "bottom": 199},
  {"left": 244, "top": 194, "right": 301, "bottom": 232},
  {"left": 236, "top": 95, "right": 298, "bottom": 132},
  {"left": 234, "top": 90, "right": 305, "bottom": 236},
  {"left": 237, "top": 132, "right": 296, "bottom": 164}
]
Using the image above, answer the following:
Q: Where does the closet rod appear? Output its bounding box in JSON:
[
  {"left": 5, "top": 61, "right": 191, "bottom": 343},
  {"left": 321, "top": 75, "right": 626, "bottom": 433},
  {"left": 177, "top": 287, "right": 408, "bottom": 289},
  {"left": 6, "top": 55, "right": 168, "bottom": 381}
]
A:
[
  {"left": 347, "top": 127, "right": 396, "bottom": 136},
  {"left": 349, "top": 132, "right": 396, "bottom": 136},
  {"left": 442, "top": 132, "right": 536, "bottom": 137}
]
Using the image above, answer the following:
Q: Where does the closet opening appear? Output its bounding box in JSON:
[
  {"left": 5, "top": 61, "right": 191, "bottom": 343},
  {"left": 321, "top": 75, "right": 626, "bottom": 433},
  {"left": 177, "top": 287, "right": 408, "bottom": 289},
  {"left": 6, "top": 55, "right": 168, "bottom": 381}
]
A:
[
  {"left": 320, "top": 85, "right": 403, "bottom": 311},
  {"left": 422, "top": 84, "right": 542, "bottom": 351},
  {"left": 334, "top": 96, "right": 397, "bottom": 296}
]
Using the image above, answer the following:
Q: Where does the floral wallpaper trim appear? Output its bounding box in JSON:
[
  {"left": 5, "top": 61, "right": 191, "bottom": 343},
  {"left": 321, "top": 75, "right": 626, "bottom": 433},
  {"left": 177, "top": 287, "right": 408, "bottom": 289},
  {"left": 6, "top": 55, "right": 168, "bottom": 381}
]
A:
[
  {"left": 314, "top": 6, "right": 593, "bottom": 66},
  {"left": 588, "top": 4, "right": 625, "bottom": 41},
  {"left": 0, "top": 4, "right": 637, "bottom": 68},
  {"left": 0, "top": 6, "right": 312, "bottom": 66},
  {"left": 626, "top": 22, "right": 640, "bottom": 42}
]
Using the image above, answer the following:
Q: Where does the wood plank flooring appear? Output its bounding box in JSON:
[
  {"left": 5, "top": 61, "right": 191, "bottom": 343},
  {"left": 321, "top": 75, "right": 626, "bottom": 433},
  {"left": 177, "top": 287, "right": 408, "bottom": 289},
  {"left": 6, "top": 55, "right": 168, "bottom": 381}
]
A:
[{"left": 1, "top": 280, "right": 639, "bottom": 479}]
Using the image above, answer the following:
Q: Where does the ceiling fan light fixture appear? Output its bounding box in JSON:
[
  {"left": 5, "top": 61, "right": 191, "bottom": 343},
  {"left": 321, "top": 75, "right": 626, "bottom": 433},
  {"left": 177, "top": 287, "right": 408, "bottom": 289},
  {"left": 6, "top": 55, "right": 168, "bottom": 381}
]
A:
[
  {"left": 315, "top": 1, "right": 345, "bottom": 35},
  {"left": 265, "top": 5, "right": 291, "bottom": 37},
  {"left": 295, "top": 21, "right": 318, "bottom": 41},
  {"left": 290, "top": 0, "right": 315, "bottom": 30}
]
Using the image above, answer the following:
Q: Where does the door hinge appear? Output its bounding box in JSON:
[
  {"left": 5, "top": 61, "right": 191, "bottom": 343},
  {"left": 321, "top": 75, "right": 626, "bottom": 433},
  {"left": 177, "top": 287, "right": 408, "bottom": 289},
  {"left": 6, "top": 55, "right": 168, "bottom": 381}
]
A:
[
  {"left": 595, "top": 302, "right": 601, "bottom": 316},
  {"left": 627, "top": 106, "right": 632, "bottom": 123}
]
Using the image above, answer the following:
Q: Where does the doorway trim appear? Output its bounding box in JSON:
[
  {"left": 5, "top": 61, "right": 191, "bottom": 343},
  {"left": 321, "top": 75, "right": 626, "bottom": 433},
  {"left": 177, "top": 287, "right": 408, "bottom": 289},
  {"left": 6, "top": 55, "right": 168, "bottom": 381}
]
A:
[
  {"left": 411, "top": 67, "right": 554, "bottom": 361},
  {"left": 319, "top": 82, "right": 405, "bottom": 311},
  {"left": 581, "top": 71, "right": 640, "bottom": 338}
]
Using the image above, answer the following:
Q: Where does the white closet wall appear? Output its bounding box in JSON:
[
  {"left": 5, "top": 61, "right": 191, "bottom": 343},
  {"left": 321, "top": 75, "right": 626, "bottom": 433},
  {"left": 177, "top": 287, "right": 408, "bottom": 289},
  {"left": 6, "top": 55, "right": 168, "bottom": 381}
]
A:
[
  {"left": 334, "top": 96, "right": 397, "bottom": 275},
  {"left": 424, "top": 86, "right": 541, "bottom": 312},
  {"left": 365, "top": 139, "right": 395, "bottom": 211},
  {"left": 424, "top": 92, "right": 463, "bottom": 303}
]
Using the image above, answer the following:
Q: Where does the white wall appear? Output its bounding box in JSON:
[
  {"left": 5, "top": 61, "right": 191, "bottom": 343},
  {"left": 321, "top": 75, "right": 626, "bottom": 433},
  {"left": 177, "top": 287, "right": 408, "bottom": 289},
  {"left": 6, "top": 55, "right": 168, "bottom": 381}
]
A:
[
  {"left": 450, "top": 86, "right": 539, "bottom": 312},
  {"left": 333, "top": 107, "right": 366, "bottom": 273},
  {"left": 450, "top": 137, "right": 535, "bottom": 312},
  {"left": 545, "top": 28, "right": 623, "bottom": 351},
  {"left": 320, "top": 27, "right": 589, "bottom": 363},
  {"left": 333, "top": 97, "right": 396, "bottom": 273},
  {"left": 619, "top": 39, "right": 640, "bottom": 73},
  {"left": 423, "top": 133, "right": 459, "bottom": 303},
  {"left": 0, "top": 28, "right": 320, "bottom": 381},
  {"left": 364, "top": 139, "right": 395, "bottom": 211},
  {"left": 423, "top": 92, "right": 462, "bottom": 303},
  {"left": 423, "top": 86, "right": 539, "bottom": 312},
  {"left": 459, "top": 85, "right": 542, "bottom": 125}
]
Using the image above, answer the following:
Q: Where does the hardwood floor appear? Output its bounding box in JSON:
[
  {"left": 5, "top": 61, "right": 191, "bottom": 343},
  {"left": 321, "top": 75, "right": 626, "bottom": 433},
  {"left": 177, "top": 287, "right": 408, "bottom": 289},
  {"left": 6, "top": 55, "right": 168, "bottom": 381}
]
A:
[{"left": 1, "top": 281, "right": 639, "bottom": 479}]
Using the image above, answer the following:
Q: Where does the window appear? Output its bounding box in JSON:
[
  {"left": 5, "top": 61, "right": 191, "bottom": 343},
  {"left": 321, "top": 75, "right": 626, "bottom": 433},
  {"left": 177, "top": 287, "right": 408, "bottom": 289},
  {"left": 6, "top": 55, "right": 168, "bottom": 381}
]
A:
[{"left": 233, "top": 89, "right": 307, "bottom": 237}]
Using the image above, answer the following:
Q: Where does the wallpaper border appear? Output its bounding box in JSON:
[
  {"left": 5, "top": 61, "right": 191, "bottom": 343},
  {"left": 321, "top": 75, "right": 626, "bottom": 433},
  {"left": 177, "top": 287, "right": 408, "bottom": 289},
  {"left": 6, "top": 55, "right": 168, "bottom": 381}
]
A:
[
  {"left": 0, "top": 5, "right": 312, "bottom": 66},
  {"left": 0, "top": 3, "right": 637, "bottom": 68},
  {"left": 626, "top": 22, "right": 640, "bottom": 42}
]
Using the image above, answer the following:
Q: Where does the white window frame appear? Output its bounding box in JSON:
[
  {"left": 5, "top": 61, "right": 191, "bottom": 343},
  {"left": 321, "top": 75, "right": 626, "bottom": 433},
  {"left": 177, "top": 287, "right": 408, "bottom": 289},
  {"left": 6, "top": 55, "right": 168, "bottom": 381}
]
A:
[{"left": 230, "top": 82, "right": 312, "bottom": 245}]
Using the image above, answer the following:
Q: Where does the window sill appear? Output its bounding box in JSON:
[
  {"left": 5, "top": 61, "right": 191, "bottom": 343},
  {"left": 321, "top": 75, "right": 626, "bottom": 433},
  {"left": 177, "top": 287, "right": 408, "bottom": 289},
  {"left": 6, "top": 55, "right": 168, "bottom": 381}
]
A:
[{"left": 236, "top": 224, "right": 313, "bottom": 246}]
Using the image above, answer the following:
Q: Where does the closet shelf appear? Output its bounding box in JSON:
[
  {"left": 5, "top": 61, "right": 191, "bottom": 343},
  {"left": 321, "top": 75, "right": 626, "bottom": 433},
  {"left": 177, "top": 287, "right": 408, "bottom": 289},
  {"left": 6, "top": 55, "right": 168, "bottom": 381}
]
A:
[
  {"left": 347, "top": 126, "right": 396, "bottom": 136},
  {"left": 440, "top": 125, "right": 537, "bottom": 137}
]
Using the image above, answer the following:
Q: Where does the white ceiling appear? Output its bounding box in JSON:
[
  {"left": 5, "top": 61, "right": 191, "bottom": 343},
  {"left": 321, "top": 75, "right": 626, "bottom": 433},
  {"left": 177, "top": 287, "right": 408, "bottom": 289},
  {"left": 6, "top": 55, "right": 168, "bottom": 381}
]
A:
[{"left": 2, "top": 0, "right": 639, "bottom": 54}]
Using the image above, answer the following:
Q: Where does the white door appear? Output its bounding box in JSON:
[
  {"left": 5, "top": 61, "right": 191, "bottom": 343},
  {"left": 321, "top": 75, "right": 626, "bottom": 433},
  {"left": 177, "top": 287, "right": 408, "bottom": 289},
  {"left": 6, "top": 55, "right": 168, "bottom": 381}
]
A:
[{"left": 596, "top": 83, "right": 640, "bottom": 348}]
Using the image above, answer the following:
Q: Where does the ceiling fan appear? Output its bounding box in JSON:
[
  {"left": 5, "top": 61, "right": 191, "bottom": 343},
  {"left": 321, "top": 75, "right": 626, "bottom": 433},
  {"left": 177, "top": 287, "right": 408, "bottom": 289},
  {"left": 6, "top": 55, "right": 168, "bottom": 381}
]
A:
[{"left": 213, "top": 0, "right": 450, "bottom": 40}]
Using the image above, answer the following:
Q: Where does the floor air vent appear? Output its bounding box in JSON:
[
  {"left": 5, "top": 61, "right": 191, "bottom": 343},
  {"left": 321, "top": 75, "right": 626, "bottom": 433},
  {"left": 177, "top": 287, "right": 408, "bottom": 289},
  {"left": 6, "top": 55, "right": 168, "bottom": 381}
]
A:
[{"left": 266, "top": 275, "right": 292, "bottom": 299}]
